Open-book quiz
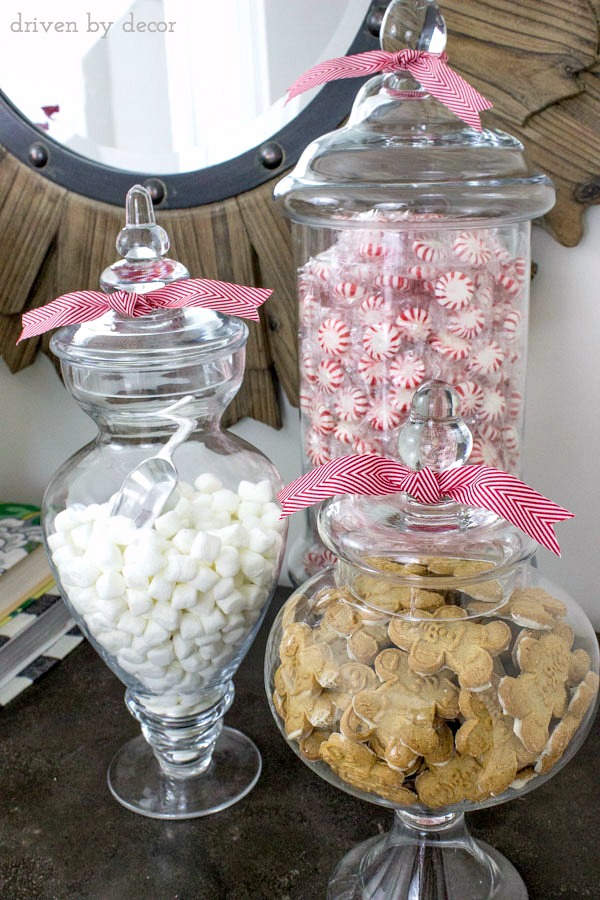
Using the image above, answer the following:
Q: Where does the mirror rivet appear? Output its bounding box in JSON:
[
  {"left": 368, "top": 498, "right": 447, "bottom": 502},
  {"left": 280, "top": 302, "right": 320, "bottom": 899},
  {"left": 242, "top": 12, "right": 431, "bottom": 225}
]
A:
[
  {"left": 259, "top": 141, "right": 284, "bottom": 170},
  {"left": 143, "top": 178, "right": 167, "bottom": 205},
  {"left": 29, "top": 142, "right": 49, "bottom": 168}
]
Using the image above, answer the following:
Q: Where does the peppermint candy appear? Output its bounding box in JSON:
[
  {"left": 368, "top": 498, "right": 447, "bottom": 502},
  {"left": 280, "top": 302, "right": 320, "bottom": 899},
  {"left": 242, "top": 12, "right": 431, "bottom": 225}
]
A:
[
  {"left": 502, "top": 425, "right": 520, "bottom": 452},
  {"left": 468, "top": 341, "right": 505, "bottom": 375},
  {"left": 305, "top": 431, "right": 331, "bottom": 466},
  {"left": 430, "top": 332, "right": 472, "bottom": 361},
  {"left": 395, "top": 306, "right": 433, "bottom": 343},
  {"left": 334, "top": 281, "right": 367, "bottom": 302},
  {"left": 299, "top": 389, "right": 312, "bottom": 413},
  {"left": 434, "top": 271, "right": 475, "bottom": 310},
  {"left": 478, "top": 422, "right": 501, "bottom": 444},
  {"left": 406, "top": 263, "right": 438, "bottom": 281},
  {"left": 496, "top": 273, "right": 520, "bottom": 297},
  {"left": 316, "top": 358, "right": 345, "bottom": 393},
  {"left": 469, "top": 438, "right": 501, "bottom": 467},
  {"left": 310, "top": 404, "right": 335, "bottom": 434},
  {"left": 388, "top": 385, "right": 414, "bottom": 414},
  {"left": 367, "top": 402, "right": 402, "bottom": 432},
  {"left": 360, "top": 294, "right": 390, "bottom": 326},
  {"left": 300, "top": 292, "right": 320, "bottom": 326},
  {"left": 389, "top": 353, "right": 426, "bottom": 389},
  {"left": 447, "top": 306, "right": 486, "bottom": 339},
  {"left": 333, "top": 422, "right": 357, "bottom": 445},
  {"left": 502, "top": 310, "right": 522, "bottom": 339},
  {"left": 334, "top": 388, "right": 369, "bottom": 423},
  {"left": 480, "top": 388, "right": 507, "bottom": 423},
  {"left": 375, "top": 274, "right": 411, "bottom": 292},
  {"left": 476, "top": 285, "right": 495, "bottom": 308},
  {"left": 358, "top": 240, "right": 386, "bottom": 259},
  {"left": 353, "top": 436, "right": 381, "bottom": 455},
  {"left": 412, "top": 238, "right": 448, "bottom": 264},
  {"left": 357, "top": 355, "right": 387, "bottom": 387},
  {"left": 303, "top": 546, "right": 337, "bottom": 575},
  {"left": 455, "top": 380, "right": 484, "bottom": 415},
  {"left": 362, "top": 322, "right": 402, "bottom": 361},
  {"left": 508, "top": 391, "right": 524, "bottom": 420},
  {"left": 301, "top": 351, "right": 318, "bottom": 384},
  {"left": 452, "top": 232, "right": 491, "bottom": 266},
  {"left": 317, "top": 317, "right": 351, "bottom": 356}
]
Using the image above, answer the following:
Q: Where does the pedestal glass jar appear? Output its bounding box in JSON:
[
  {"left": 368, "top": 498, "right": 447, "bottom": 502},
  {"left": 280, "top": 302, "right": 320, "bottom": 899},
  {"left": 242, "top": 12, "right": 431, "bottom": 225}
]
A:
[
  {"left": 265, "top": 384, "right": 598, "bottom": 899},
  {"left": 42, "top": 189, "right": 286, "bottom": 819},
  {"left": 274, "top": 0, "right": 555, "bottom": 585}
]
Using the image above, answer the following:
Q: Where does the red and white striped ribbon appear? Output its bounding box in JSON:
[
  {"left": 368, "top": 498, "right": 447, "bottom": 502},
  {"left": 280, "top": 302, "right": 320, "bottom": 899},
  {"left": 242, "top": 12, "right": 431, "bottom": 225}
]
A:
[
  {"left": 277, "top": 454, "right": 573, "bottom": 556},
  {"left": 287, "top": 48, "right": 493, "bottom": 130},
  {"left": 18, "top": 278, "right": 273, "bottom": 342}
]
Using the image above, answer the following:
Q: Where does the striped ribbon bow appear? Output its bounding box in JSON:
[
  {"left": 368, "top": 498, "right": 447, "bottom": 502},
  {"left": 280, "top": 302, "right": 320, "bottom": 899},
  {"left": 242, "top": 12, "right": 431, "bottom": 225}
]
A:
[
  {"left": 18, "top": 278, "right": 273, "bottom": 342},
  {"left": 277, "top": 454, "right": 574, "bottom": 556},
  {"left": 287, "top": 48, "right": 492, "bottom": 130}
]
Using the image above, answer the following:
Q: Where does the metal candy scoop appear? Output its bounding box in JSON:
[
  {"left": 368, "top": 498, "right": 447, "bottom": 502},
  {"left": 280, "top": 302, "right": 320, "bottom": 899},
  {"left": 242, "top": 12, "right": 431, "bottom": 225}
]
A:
[{"left": 109, "top": 397, "right": 195, "bottom": 527}]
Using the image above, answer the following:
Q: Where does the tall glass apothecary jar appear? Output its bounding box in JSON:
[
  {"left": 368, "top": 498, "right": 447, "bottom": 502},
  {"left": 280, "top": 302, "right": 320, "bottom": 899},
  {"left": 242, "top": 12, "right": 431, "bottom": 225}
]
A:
[
  {"left": 274, "top": 0, "right": 555, "bottom": 584},
  {"left": 265, "top": 382, "right": 598, "bottom": 900},
  {"left": 42, "top": 187, "right": 286, "bottom": 819}
]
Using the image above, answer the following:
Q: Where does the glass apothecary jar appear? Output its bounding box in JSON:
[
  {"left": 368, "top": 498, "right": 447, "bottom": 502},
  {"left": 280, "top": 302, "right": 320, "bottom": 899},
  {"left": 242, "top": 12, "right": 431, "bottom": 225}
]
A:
[
  {"left": 265, "top": 383, "right": 598, "bottom": 899},
  {"left": 42, "top": 187, "right": 287, "bottom": 818},
  {"left": 275, "top": 0, "right": 555, "bottom": 584}
]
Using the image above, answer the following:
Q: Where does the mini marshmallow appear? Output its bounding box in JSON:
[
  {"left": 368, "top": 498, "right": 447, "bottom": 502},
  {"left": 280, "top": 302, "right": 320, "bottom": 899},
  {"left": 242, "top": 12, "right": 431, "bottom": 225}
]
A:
[
  {"left": 122, "top": 565, "right": 150, "bottom": 591},
  {"left": 197, "top": 643, "right": 221, "bottom": 661},
  {"left": 174, "top": 497, "right": 194, "bottom": 525},
  {"left": 194, "top": 473, "right": 223, "bottom": 493},
  {"left": 190, "top": 531, "right": 221, "bottom": 563},
  {"left": 173, "top": 634, "right": 195, "bottom": 661},
  {"left": 70, "top": 523, "right": 93, "bottom": 551},
  {"left": 215, "top": 523, "right": 248, "bottom": 549},
  {"left": 179, "top": 611, "right": 205, "bottom": 641},
  {"left": 222, "top": 626, "right": 247, "bottom": 646},
  {"left": 172, "top": 528, "right": 197, "bottom": 555},
  {"left": 60, "top": 559, "right": 101, "bottom": 588},
  {"left": 239, "top": 584, "right": 267, "bottom": 610},
  {"left": 54, "top": 507, "right": 81, "bottom": 534},
  {"left": 108, "top": 516, "right": 137, "bottom": 546},
  {"left": 238, "top": 480, "right": 274, "bottom": 503},
  {"left": 171, "top": 583, "right": 198, "bottom": 610},
  {"left": 214, "top": 546, "right": 240, "bottom": 578},
  {"left": 180, "top": 654, "right": 208, "bottom": 673},
  {"left": 247, "top": 527, "right": 276, "bottom": 555},
  {"left": 52, "top": 545, "right": 77, "bottom": 568},
  {"left": 237, "top": 500, "right": 262, "bottom": 520},
  {"left": 190, "top": 565, "right": 220, "bottom": 593},
  {"left": 96, "top": 571, "right": 126, "bottom": 601},
  {"left": 154, "top": 510, "right": 181, "bottom": 539},
  {"left": 216, "top": 590, "right": 246, "bottom": 616},
  {"left": 47, "top": 532, "right": 68, "bottom": 552},
  {"left": 222, "top": 612, "right": 246, "bottom": 631},
  {"left": 207, "top": 576, "right": 235, "bottom": 604},
  {"left": 152, "top": 601, "right": 180, "bottom": 632},
  {"left": 211, "top": 488, "right": 240, "bottom": 514},
  {"left": 239, "top": 549, "right": 266, "bottom": 580},
  {"left": 147, "top": 642, "right": 175, "bottom": 667},
  {"left": 126, "top": 589, "right": 153, "bottom": 617},
  {"left": 99, "top": 630, "right": 133, "bottom": 654},
  {"left": 119, "top": 646, "right": 146, "bottom": 666},
  {"left": 117, "top": 610, "right": 147, "bottom": 637},
  {"left": 163, "top": 552, "right": 197, "bottom": 583},
  {"left": 200, "top": 606, "right": 227, "bottom": 636},
  {"left": 148, "top": 575, "right": 175, "bottom": 604},
  {"left": 142, "top": 620, "right": 171, "bottom": 648}
]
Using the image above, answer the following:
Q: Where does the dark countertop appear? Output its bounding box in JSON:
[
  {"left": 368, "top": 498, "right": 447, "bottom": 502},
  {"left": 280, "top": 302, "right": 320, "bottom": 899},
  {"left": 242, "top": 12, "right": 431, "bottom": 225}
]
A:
[{"left": 0, "top": 586, "right": 598, "bottom": 900}]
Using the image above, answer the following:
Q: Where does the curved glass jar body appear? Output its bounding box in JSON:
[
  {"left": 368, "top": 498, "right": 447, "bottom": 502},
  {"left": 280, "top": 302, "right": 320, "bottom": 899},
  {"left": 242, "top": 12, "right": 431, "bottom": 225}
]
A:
[
  {"left": 265, "top": 493, "right": 598, "bottom": 898},
  {"left": 44, "top": 306, "right": 287, "bottom": 818},
  {"left": 275, "top": 2, "right": 555, "bottom": 584}
]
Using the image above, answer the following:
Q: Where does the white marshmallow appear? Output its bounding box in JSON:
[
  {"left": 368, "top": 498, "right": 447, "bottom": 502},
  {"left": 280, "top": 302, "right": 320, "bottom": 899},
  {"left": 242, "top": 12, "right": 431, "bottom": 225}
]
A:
[
  {"left": 215, "top": 523, "right": 248, "bottom": 549},
  {"left": 222, "top": 612, "right": 246, "bottom": 631},
  {"left": 172, "top": 528, "right": 196, "bottom": 555},
  {"left": 70, "top": 523, "right": 93, "bottom": 550},
  {"left": 211, "top": 488, "right": 240, "bottom": 514},
  {"left": 47, "top": 532, "right": 68, "bottom": 552},
  {"left": 190, "top": 532, "right": 221, "bottom": 563},
  {"left": 173, "top": 634, "right": 195, "bottom": 661},
  {"left": 180, "top": 654, "right": 207, "bottom": 673},
  {"left": 61, "top": 559, "right": 101, "bottom": 588},
  {"left": 208, "top": 576, "right": 235, "bottom": 604},
  {"left": 152, "top": 601, "right": 180, "bottom": 632},
  {"left": 216, "top": 590, "right": 246, "bottom": 616},
  {"left": 126, "top": 589, "right": 153, "bottom": 617},
  {"left": 52, "top": 545, "right": 77, "bottom": 568},
  {"left": 222, "top": 626, "right": 247, "bottom": 646},
  {"left": 122, "top": 565, "right": 150, "bottom": 591},
  {"left": 148, "top": 575, "right": 175, "bottom": 604},
  {"left": 239, "top": 549, "right": 266, "bottom": 580},
  {"left": 247, "top": 527, "right": 276, "bottom": 555},
  {"left": 54, "top": 507, "right": 81, "bottom": 534},
  {"left": 96, "top": 571, "right": 126, "bottom": 601},
  {"left": 214, "top": 546, "right": 240, "bottom": 578},
  {"left": 142, "top": 620, "right": 171, "bottom": 648},
  {"left": 163, "top": 551, "right": 197, "bottom": 583},
  {"left": 171, "top": 583, "right": 198, "bottom": 610},
  {"left": 240, "top": 584, "right": 267, "bottom": 609},
  {"left": 179, "top": 611, "right": 205, "bottom": 641},
  {"left": 154, "top": 510, "right": 181, "bottom": 539},
  {"left": 147, "top": 642, "right": 175, "bottom": 667},
  {"left": 238, "top": 480, "right": 273, "bottom": 503},
  {"left": 200, "top": 606, "right": 227, "bottom": 635},
  {"left": 190, "top": 565, "right": 220, "bottom": 593},
  {"left": 99, "top": 629, "right": 132, "bottom": 654},
  {"left": 194, "top": 473, "right": 223, "bottom": 493},
  {"left": 174, "top": 497, "right": 193, "bottom": 525},
  {"left": 117, "top": 610, "right": 147, "bottom": 637}
]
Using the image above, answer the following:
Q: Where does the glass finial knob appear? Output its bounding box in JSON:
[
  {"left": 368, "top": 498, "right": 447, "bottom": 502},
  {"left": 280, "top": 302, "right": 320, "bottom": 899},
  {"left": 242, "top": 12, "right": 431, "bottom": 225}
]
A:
[
  {"left": 397, "top": 380, "right": 473, "bottom": 471},
  {"left": 380, "top": 0, "right": 447, "bottom": 54},
  {"left": 115, "top": 184, "right": 170, "bottom": 261}
]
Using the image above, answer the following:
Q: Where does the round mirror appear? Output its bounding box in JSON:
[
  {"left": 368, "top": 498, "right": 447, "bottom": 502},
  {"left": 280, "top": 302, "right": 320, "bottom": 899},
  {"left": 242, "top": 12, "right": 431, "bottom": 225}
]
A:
[{"left": 0, "top": 0, "right": 384, "bottom": 208}]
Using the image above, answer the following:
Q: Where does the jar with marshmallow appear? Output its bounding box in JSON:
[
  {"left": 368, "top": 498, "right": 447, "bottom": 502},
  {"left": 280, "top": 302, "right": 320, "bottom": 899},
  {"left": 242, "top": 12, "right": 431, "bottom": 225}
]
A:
[
  {"left": 274, "top": 0, "right": 555, "bottom": 585},
  {"left": 42, "top": 186, "right": 286, "bottom": 819}
]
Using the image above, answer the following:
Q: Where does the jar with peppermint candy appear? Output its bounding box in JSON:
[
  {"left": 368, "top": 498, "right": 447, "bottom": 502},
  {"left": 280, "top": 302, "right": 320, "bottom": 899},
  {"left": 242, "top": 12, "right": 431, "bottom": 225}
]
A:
[
  {"left": 275, "top": 0, "right": 555, "bottom": 585},
  {"left": 35, "top": 186, "right": 286, "bottom": 819}
]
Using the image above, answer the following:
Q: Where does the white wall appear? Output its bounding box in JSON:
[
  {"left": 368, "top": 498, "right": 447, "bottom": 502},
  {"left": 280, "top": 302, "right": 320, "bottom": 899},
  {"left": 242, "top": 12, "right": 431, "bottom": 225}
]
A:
[{"left": 1, "top": 209, "right": 598, "bottom": 625}]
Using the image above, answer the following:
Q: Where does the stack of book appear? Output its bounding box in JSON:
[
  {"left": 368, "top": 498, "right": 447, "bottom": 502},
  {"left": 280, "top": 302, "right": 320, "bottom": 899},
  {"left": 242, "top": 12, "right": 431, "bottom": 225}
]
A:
[{"left": 0, "top": 503, "right": 83, "bottom": 706}]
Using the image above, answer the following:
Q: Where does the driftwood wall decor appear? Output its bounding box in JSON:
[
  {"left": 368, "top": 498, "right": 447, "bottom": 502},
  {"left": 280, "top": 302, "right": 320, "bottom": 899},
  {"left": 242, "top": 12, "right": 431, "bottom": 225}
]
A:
[{"left": 0, "top": 0, "right": 598, "bottom": 428}]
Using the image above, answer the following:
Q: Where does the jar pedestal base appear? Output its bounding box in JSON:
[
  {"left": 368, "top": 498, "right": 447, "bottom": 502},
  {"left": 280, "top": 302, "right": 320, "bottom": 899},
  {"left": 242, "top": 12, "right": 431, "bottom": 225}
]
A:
[
  {"left": 107, "top": 727, "right": 261, "bottom": 820},
  {"left": 327, "top": 812, "right": 527, "bottom": 900}
]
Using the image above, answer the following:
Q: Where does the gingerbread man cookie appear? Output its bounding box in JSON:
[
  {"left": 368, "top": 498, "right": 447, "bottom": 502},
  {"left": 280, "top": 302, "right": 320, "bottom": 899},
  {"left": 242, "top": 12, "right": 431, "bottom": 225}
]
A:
[
  {"left": 535, "top": 671, "right": 599, "bottom": 775},
  {"left": 497, "top": 632, "right": 592, "bottom": 754},
  {"left": 319, "top": 733, "right": 418, "bottom": 805},
  {"left": 415, "top": 755, "right": 487, "bottom": 808},
  {"left": 388, "top": 606, "right": 511, "bottom": 690}
]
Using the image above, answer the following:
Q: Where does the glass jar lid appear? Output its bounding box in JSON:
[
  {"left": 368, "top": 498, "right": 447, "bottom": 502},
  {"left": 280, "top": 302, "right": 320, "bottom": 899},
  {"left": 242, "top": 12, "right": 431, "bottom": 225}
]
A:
[
  {"left": 275, "top": 0, "right": 555, "bottom": 227},
  {"left": 317, "top": 382, "right": 537, "bottom": 610},
  {"left": 51, "top": 185, "right": 247, "bottom": 372}
]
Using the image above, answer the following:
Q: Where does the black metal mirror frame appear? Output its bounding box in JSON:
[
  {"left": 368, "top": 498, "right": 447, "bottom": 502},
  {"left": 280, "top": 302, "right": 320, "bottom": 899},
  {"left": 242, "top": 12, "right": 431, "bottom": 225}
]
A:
[{"left": 0, "top": 2, "right": 385, "bottom": 209}]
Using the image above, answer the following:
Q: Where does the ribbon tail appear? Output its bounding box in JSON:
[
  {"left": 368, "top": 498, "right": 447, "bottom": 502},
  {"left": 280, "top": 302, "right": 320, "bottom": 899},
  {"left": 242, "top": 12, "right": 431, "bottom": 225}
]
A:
[
  {"left": 440, "top": 468, "right": 573, "bottom": 555},
  {"left": 408, "top": 57, "right": 493, "bottom": 130},
  {"left": 277, "top": 453, "right": 414, "bottom": 516},
  {"left": 18, "top": 291, "right": 110, "bottom": 342},
  {"left": 286, "top": 50, "right": 393, "bottom": 102},
  {"left": 156, "top": 279, "right": 272, "bottom": 322}
]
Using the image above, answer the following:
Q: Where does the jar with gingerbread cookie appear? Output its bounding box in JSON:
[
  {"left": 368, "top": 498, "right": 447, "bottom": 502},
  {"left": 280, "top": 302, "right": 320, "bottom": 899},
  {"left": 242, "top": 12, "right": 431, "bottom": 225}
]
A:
[
  {"left": 275, "top": 0, "right": 555, "bottom": 585},
  {"left": 265, "top": 381, "right": 598, "bottom": 900}
]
